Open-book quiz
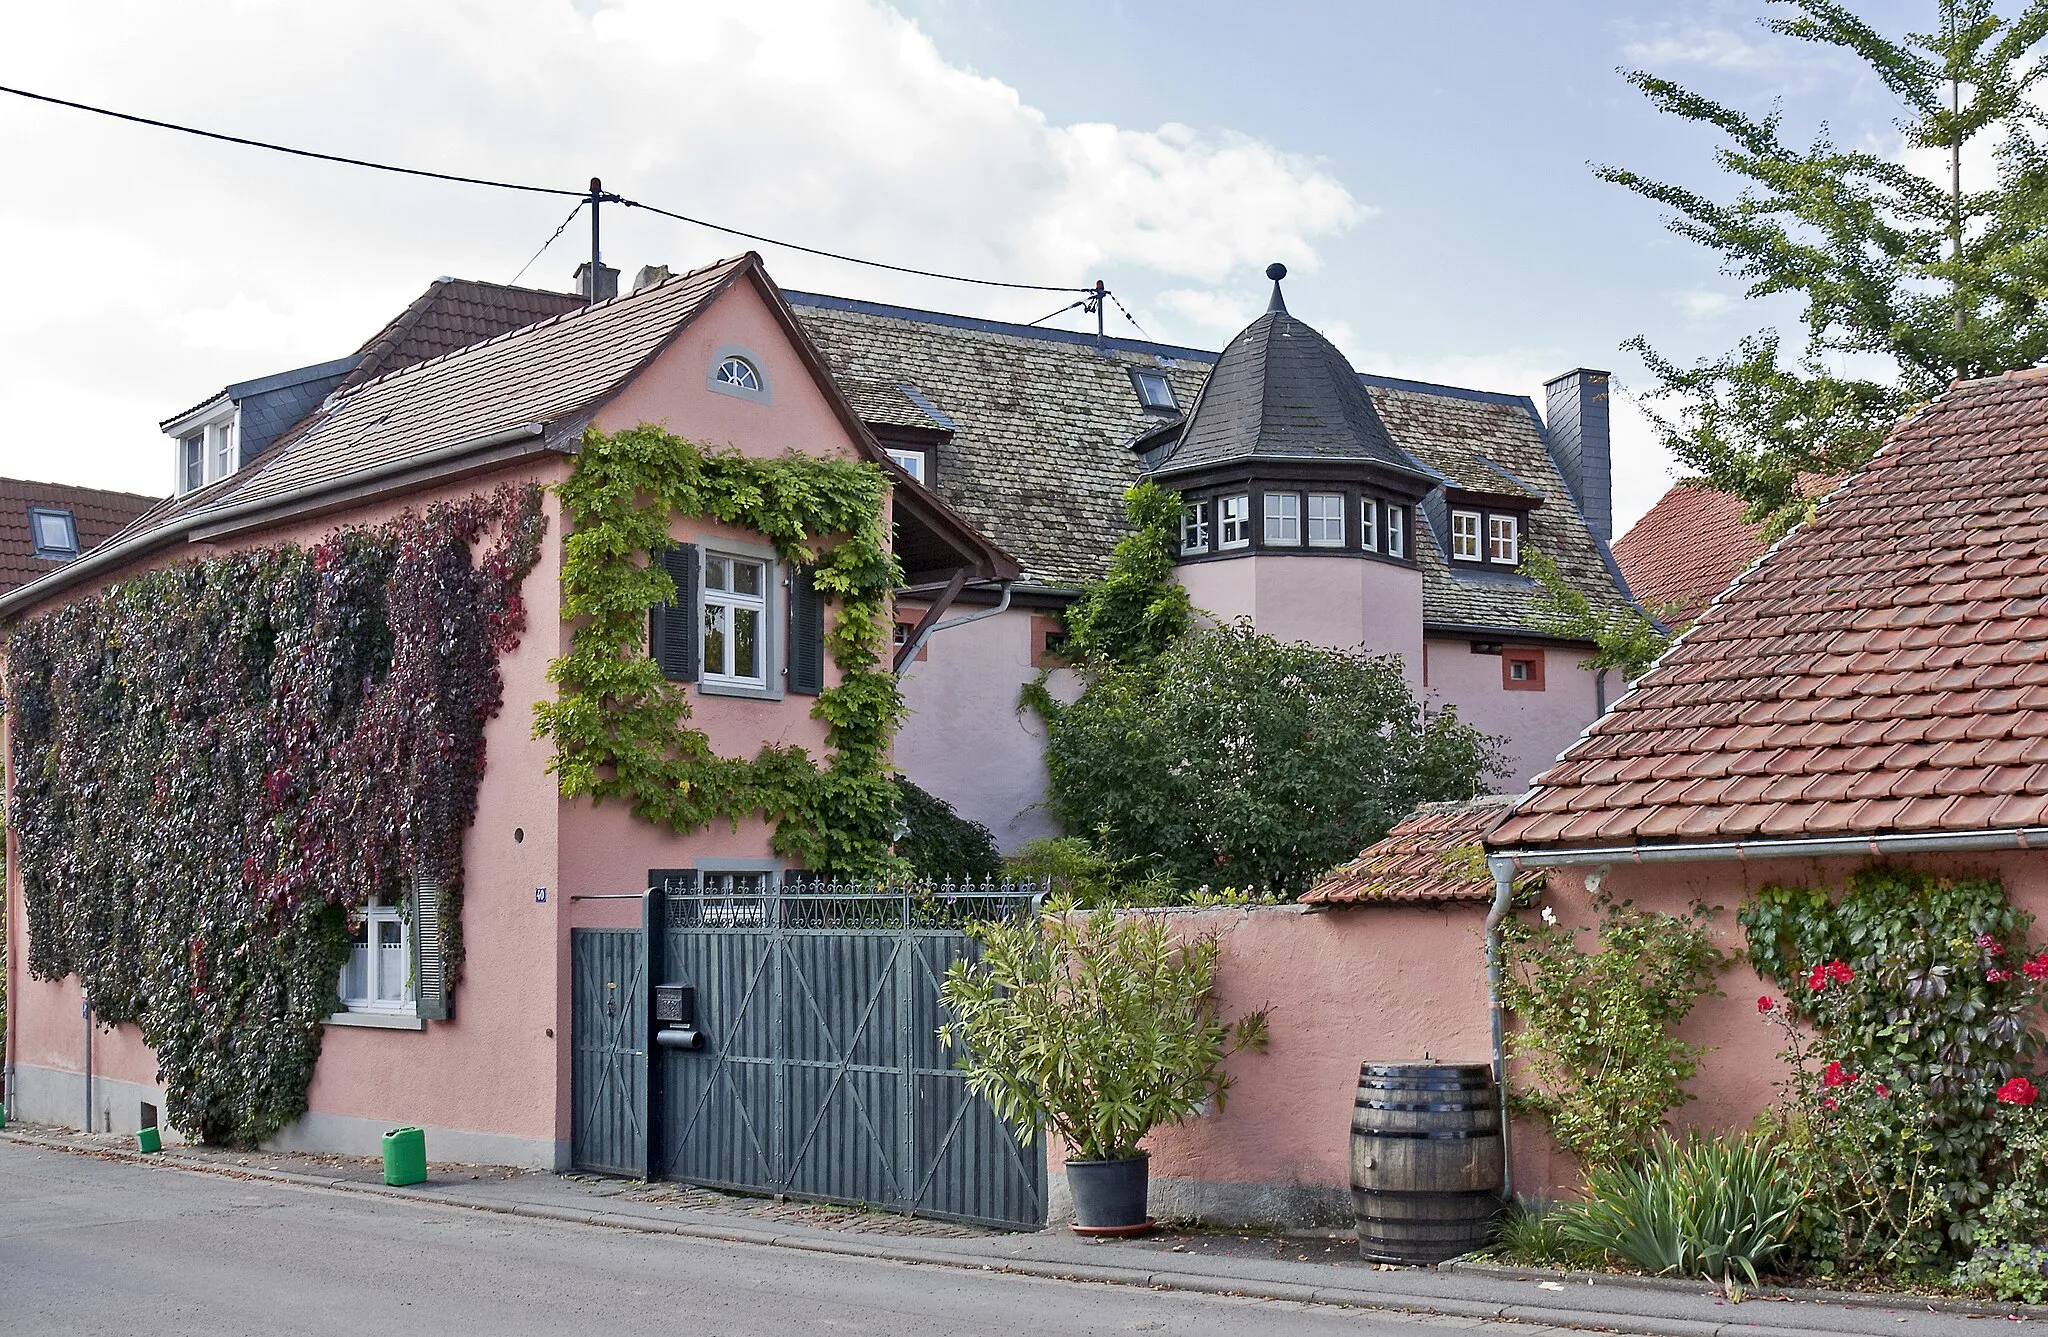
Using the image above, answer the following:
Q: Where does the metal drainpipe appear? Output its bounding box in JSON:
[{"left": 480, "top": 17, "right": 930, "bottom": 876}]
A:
[
  {"left": 82, "top": 990, "right": 92, "bottom": 1133},
  {"left": 1483, "top": 855, "right": 1517, "bottom": 1204},
  {"left": 902, "top": 583, "right": 1012, "bottom": 664}
]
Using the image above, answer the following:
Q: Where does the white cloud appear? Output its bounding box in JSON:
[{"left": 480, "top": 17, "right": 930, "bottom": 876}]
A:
[
  {"left": 1671, "top": 287, "right": 1735, "bottom": 320},
  {"left": 0, "top": 0, "right": 1368, "bottom": 492}
]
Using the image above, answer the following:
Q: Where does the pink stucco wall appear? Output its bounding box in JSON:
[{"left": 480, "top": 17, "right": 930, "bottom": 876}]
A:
[
  {"left": 1422, "top": 636, "right": 1604, "bottom": 790},
  {"left": 894, "top": 604, "right": 1077, "bottom": 852},
  {"left": 1046, "top": 901, "right": 1494, "bottom": 1224},
  {"left": 1175, "top": 556, "right": 1425, "bottom": 687}
]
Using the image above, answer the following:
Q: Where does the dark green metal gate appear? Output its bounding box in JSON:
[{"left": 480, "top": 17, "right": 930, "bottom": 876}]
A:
[
  {"left": 570, "top": 928, "right": 647, "bottom": 1177},
  {"left": 650, "top": 877, "right": 1046, "bottom": 1229}
]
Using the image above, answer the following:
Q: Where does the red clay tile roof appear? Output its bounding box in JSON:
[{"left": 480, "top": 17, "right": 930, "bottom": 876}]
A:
[
  {"left": 335, "top": 278, "right": 587, "bottom": 398},
  {"left": 1494, "top": 369, "right": 2048, "bottom": 851},
  {"left": 1304, "top": 796, "right": 1532, "bottom": 904},
  {"left": 0, "top": 478, "right": 161, "bottom": 593},
  {"left": 1611, "top": 482, "right": 1766, "bottom": 625}
]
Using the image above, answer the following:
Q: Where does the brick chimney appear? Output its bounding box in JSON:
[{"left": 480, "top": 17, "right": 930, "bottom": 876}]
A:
[{"left": 1543, "top": 369, "right": 1613, "bottom": 542}]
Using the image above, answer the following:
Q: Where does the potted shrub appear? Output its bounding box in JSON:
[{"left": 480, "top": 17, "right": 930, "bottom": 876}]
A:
[{"left": 939, "top": 904, "right": 1267, "bottom": 1233}]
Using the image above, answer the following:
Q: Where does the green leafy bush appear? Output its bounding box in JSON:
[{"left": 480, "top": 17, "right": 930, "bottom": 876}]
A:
[
  {"left": 892, "top": 778, "right": 1002, "bottom": 881},
  {"left": 1043, "top": 622, "right": 1500, "bottom": 899},
  {"left": 1742, "top": 869, "right": 2048, "bottom": 1261},
  {"left": 938, "top": 905, "right": 1267, "bottom": 1160},
  {"left": 1954, "top": 1102, "right": 2048, "bottom": 1298},
  {"left": 1560, "top": 1132, "right": 1804, "bottom": 1286},
  {"left": 1499, "top": 897, "right": 1724, "bottom": 1168},
  {"left": 1953, "top": 1242, "right": 2048, "bottom": 1305}
]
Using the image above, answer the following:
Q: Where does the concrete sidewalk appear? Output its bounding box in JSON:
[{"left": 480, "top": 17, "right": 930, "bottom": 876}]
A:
[{"left": 4, "top": 1125, "right": 2035, "bottom": 1337}]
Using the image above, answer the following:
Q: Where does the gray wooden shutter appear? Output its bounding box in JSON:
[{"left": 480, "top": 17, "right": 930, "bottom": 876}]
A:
[
  {"left": 787, "top": 565, "right": 825, "bottom": 695},
  {"left": 649, "top": 543, "right": 700, "bottom": 682},
  {"left": 413, "top": 874, "right": 450, "bottom": 1022}
]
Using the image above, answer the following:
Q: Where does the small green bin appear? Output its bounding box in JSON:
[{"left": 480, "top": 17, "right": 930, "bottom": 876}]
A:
[
  {"left": 382, "top": 1126, "right": 427, "bottom": 1186},
  {"left": 135, "top": 1126, "right": 162, "bottom": 1154}
]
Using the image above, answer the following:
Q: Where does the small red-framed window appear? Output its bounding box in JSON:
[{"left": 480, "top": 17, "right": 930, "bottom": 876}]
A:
[
  {"left": 893, "top": 612, "right": 928, "bottom": 663},
  {"left": 1031, "top": 614, "right": 1068, "bottom": 669},
  {"left": 1503, "top": 648, "right": 1545, "bottom": 691}
]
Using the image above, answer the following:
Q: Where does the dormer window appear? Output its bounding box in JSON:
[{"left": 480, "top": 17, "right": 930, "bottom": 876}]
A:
[
  {"left": 1451, "top": 509, "right": 1483, "bottom": 561},
  {"left": 1488, "top": 514, "right": 1520, "bottom": 565},
  {"left": 28, "top": 507, "right": 77, "bottom": 559},
  {"left": 172, "top": 415, "right": 238, "bottom": 495},
  {"left": 1131, "top": 368, "right": 1177, "bottom": 411},
  {"left": 885, "top": 447, "right": 929, "bottom": 484},
  {"left": 1448, "top": 504, "right": 1524, "bottom": 567},
  {"left": 717, "top": 357, "right": 761, "bottom": 391}
]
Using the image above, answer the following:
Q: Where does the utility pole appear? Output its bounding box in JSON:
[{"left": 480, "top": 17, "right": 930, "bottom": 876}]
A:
[
  {"left": 1093, "top": 279, "right": 1106, "bottom": 342},
  {"left": 589, "top": 177, "right": 604, "bottom": 306}
]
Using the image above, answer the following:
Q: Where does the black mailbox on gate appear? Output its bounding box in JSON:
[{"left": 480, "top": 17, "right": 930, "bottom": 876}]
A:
[{"left": 653, "top": 983, "right": 703, "bottom": 1051}]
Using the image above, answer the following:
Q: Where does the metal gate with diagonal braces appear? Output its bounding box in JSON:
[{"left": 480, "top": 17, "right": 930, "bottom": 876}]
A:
[{"left": 583, "top": 876, "right": 1048, "bottom": 1229}]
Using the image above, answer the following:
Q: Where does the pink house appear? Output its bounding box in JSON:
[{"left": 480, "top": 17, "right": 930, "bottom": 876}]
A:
[{"left": 1, "top": 253, "right": 1011, "bottom": 1174}]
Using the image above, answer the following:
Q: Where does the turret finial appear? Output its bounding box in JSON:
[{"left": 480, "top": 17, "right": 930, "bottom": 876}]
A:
[{"left": 1265, "top": 262, "right": 1288, "bottom": 313}]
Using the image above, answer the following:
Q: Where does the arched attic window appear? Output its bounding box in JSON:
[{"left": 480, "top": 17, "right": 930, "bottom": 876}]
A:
[{"left": 716, "top": 356, "right": 761, "bottom": 391}]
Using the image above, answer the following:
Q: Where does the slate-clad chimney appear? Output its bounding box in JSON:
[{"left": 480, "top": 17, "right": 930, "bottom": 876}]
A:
[
  {"left": 574, "top": 260, "right": 620, "bottom": 303},
  {"left": 1543, "top": 368, "right": 1613, "bottom": 542}
]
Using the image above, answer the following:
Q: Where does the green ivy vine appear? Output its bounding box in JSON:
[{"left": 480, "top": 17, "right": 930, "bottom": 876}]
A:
[
  {"left": 10, "top": 485, "right": 546, "bottom": 1144},
  {"left": 532, "top": 426, "right": 902, "bottom": 876}
]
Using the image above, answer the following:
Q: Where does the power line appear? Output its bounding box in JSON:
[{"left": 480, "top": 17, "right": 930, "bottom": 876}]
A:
[
  {"left": 1025, "top": 298, "right": 1090, "bottom": 327},
  {"left": 0, "top": 82, "right": 1099, "bottom": 296},
  {"left": 614, "top": 197, "right": 1092, "bottom": 294},
  {"left": 508, "top": 199, "right": 586, "bottom": 285},
  {"left": 0, "top": 83, "right": 585, "bottom": 198}
]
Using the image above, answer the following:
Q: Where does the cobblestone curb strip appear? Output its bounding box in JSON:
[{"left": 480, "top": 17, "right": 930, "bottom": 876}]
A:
[{"left": 1, "top": 1129, "right": 2020, "bottom": 1337}]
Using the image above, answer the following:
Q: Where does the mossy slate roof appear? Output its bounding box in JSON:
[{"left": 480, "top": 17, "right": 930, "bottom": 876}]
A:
[{"left": 787, "top": 292, "right": 1629, "bottom": 634}]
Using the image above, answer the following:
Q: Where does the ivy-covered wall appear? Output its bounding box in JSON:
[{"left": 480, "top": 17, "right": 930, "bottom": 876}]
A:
[{"left": 7, "top": 484, "right": 546, "bottom": 1145}]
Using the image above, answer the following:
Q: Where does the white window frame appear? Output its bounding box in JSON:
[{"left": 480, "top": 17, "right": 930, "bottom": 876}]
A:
[
  {"left": 333, "top": 896, "right": 416, "bottom": 1023},
  {"left": 1359, "top": 498, "right": 1379, "bottom": 552},
  {"left": 716, "top": 357, "right": 761, "bottom": 391},
  {"left": 706, "top": 344, "right": 774, "bottom": 403},
  {"left": 1218, "top": 494, "right": 1251, "bottom": 550},
  {"left": 1451, "top": 509, "right": 1483, "bottom": 562},
  {"left": 884, "top": 447, "right": 928, "bottom": 483},
  {"left": 1488, "top": 514, "right": 1520, "bottom": 566},
  {"left": 182, "top": 434, "right": 205, "bottom": 493},
  {"left": 210, "top": 420, "right": 236, "bottom": 481},
  {"left": 1306, "top": 493, "right": 1345, "bottom": 548},
  {"left": 1180, "top": 500, "right": 1211, "bottom": 555},
  {"left": 700, "top": 550, "right": 775, "bottom": 695},
  {"left": 1263, "top": 492, "right": 1301, "bottom": 546},
  {"left": 1509, "top": 658, "right": 1532, "bottom": 682},
  {"left": 1386, "top": 505, "right": 1406, "bottom": 558}
]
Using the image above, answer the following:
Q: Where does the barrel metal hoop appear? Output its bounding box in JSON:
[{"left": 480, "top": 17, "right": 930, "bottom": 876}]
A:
[{"left": 1350, "top": 1127, "right": 1500, "bottom": 1141}]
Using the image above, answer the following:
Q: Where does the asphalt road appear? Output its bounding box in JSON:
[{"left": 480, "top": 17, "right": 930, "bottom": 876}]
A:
[{"left": 0, "top": 1140, "right": 1595, "bottom": 1337}]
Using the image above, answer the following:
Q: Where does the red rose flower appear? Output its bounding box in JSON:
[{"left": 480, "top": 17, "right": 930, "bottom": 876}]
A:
[
  {"left": 1808, "top": 965, "right": 1829, "bottom": 992},
  {"left": 2024, "top": 955, "right": 2048, "bottom": 981},
  {"left": 1998, "top": 1077, "right": 2038, "bottom": 1106},
  {"left": 1989, "top": 968, "right": 2014, "bottom": 983},
  {"left": 1757, "top": 996, "right": 1775, "bottom": 1014},
  {"left": 1875, "top": 1084, "right": 1889, "bottom": 1098},
  {"left": 1978, "top": 933, "right": 2004, "bottom": 954},
  {"left": 1823, "top": 1060, "right": 1859, "bottom": 1088},
  {"left": 1821, "top": 1096, "right": 1839, "bottom": 1112},
  {"left": 1826, "top": 960, "right": 1855, "bottom": 984}
]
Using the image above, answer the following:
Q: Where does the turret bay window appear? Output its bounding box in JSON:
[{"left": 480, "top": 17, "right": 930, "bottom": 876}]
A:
[
  {"left": 1306, "top": 493, "right": 1345, "bottom": 547},
  {"left": 1451, "top": 509, "right": 1483, "bottom": 562},
  {"left": 1263, "top": 492, "right": 1301, "bottom": 546},
  {"left": 1180, "top": 500, "right": 1211, "bottom": 555},
  {"left": 1219, "top": 494, "right": 1251, "bottom": 549},
  {"left": 1488, "top": 514, "right": 1520, "bottom": 565},
  {"left": 1385, "top": 504, "right": 1406, "bottom": 558},
  {"left": 1359, "top": 498, "right": 1378, "bottom": 552}
]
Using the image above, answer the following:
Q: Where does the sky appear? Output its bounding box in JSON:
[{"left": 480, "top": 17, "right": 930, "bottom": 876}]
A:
[{"left": 0, "top": 0, "right": 1946, "bottom": 534}]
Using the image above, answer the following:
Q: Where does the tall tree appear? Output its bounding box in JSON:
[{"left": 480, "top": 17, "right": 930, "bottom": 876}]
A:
[{"left": 1605, "top": 1, "right": 2048, "bottom": 536}]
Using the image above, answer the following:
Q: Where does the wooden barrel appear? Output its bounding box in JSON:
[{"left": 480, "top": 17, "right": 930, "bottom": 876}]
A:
[{"left": 1349, "top": 1061, "right": 1504, "bottom": 1265}]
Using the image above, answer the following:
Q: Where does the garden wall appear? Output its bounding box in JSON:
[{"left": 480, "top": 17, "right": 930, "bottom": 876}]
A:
[
  {"left": 1050, "top": 847, "right": 2048, "bottom": 1230},
  {"left": 1046, "top": 901, "right": 1496, "bottom": 1227}
]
